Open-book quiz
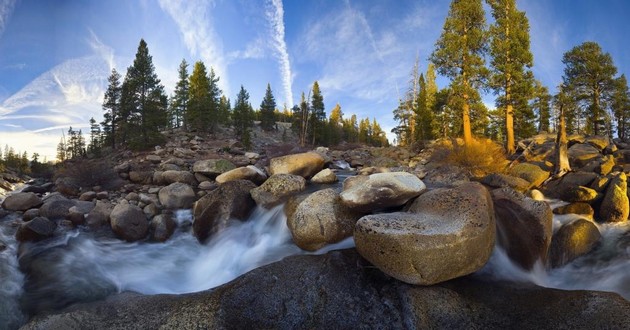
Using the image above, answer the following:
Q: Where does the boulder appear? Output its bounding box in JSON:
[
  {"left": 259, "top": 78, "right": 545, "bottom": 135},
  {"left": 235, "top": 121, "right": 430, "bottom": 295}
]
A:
[
  {"left": 492, "top": 188, "right": 553, "bottom": 270},
  {"left": 585, "top": 135, "right": 610, "bottom": 151},
  {"left": 19, "top": 250, "right": 630, "bottom": 330},
  {"left": 543, "top": 172, "right": 599, "bottom": 198},
  {"left": 150, "top": 214, "right": 176, "bottom": 242},
  {"left": 355, "top": 182, "right": 495, "bottom": 285},
  {"left": 310, "top": 169, "right": 338, "bottom": 184},
  {"left": 193, "top": 180, "right": 257, "bottom": 242},
  {"left": 79, "top": 191, "right": 97, "bottom": 201},
  {"left": 548, "top": 219, "right": 601, "bottom": 268},
  {"left": 553, "top": 202, "right": 594, "bottom": 220},
  {"left": 55, "top": 177, "right": 80, "bottom": 196},
  {"left": 198, "top": 181, "right": 217, "bottom": 191},
  {"left": 215, "top": 165, "right": 267, "bottom": 185},
  {"left": 129, "top": 171, "right": 153, "bottom": 184},
  {"left": 596, "top": 155, "right": 615, "bottom": 176},
  {"left": 340, "top": 172, "right": 426, "bottom": 213},
  {"left": 568, "top": 143, "right": 601, "bottom": 168},
  {"left": 192, "top": 159, "right": 236, "bottom": 177},
  {"left": 269, "top": 152, "right": 325, "bottom": 178},
  {"left": 422, "top": 164, "right": 470, "bottom": 187},
  {"left": 560, "top": 186, "right": 600, "bottom": 203},
  {"left": 161, "top": 170, "right": 197, "bottom": 186},
  {"left": 287, "top": 189, "right": 361, "bottom": 251},
  {"left": 22, "top": 208, "right": 40, "bottom": 221},
  {"left": 480, "top": 173, "right": 530, "bottom": 192},
  {"left": 599, "top": 172, "right": 629, "bottom": 223},
  {"left": 85, "top": 200, "right": 114, "bottom": 228},
  {"left": 110, "top": 203, "right": 149, "bottom": 242},
  {"left": 39, "top": 198, "right": 78, "bottom": 220},
  {"left": 250, "top": 174, "right": 306, "bottom": 208},
  {"left": 1, "top": 192, "right": 42, "bottom": 211},
  {"left": 158, "top": 183, "right": 196, "bottom": 210},
  {"left": 16, "top": 217, "right": 56, "bottom": 242},
  {"left": 508, "top": 163, "right": 550, "bottom": 189},
  {"left": 146, "top": 155, "right": 161, "bottom": 164}
]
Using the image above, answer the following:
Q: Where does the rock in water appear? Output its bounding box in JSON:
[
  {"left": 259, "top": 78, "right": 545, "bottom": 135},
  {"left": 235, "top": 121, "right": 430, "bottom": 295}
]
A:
[
  {"left": 158, "top": 182, "right": 196, "bottom": 210},
  {"left": 310, "top": 168, "right": 338, "bottom": 184},
  {"left": 250, "top": 174, "right": 306, "bottom": 208},
  {"left": 150, "top": 214, "right": 177, "bottom": 242},
  {"left": 548, "top": 219, "right": 601, "bottom": 268},
  {"left": 340, "top": 172, "right": 426, "bottom": 213},
  {"left": 110, "top": 203, "right": 149, "bottom": 242},
  {"left": 16, "top": 217, "right": 56, "bottom": 242},
  {"left": 599, "top": 172, "right": 629, "bottom": 223},
  {"left": 215, "top": 165, "right": 267, "bottom": 185},
  {"left": 287, "top": 189, "right": 361, "bottom": 251},
  {"left": 1, "top": 192, "right": 43, "bottom": 211},
  {"left": 269, "top": 152, "right": 325, "bottom": 178},
  {"left": 492, "top": 188, "right": 553, "bottom": 270},
  {"left": 354, "top": 182, "right": 495, "bottom": 285},
  {"left": 508, "top": 163, "right": 550, "bottom": 189}
]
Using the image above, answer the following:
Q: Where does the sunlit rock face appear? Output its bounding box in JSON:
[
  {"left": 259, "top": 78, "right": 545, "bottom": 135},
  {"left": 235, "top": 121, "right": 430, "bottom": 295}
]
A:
[
  {"left": 269, "top": 152, "right": 325, "bottom": 178},
  {"left": 340, "top": 172, "right": 426, "bottom": 213},
  {"left": 599, "top": 172, "right": 629, "bottom": 223},
  {"left": 354, "top": 182, "right": 495, "bottom": 285},
  {"left": 548, "top": 219, "right": 601, "bottom": 268}
]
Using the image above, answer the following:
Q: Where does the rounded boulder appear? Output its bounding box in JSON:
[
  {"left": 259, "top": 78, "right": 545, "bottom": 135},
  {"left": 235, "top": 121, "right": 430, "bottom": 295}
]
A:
[
  {"left": 269, "top": 152, "right": 325, "bottom": 178},
  {"left": 340, "top": 172, "right": 426, "bottom": 213},
  {"left": 110, "top": 203, "right": 149, "bottom": 242},
  {"left": 158, "top": 182, "right": 196, "bottom": 210}
]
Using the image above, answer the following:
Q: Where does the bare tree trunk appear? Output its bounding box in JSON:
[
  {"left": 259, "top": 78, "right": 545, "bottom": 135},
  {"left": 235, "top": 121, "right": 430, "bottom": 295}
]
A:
[
  {"left": 554, "top": 104, "right": 571, "bottom": 177},
  {"left": 462, "top": 98, "right": 473, "bottom": 145}
]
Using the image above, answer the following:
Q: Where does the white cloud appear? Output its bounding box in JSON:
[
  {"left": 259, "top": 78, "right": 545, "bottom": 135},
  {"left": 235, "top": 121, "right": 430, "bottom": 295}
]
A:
[
  {"left": 87, "top": 28, "right": 115, "bottom": 71},
  {"left": 228, "top": 36, "right": 266, "bottom": 61},
  {"left": 265, "top": 0, "right": 294, "bottom": 107},
  {"left": 0, "top": 0, "right": 16, "bottom": 38},
  {"left": 158, "top": 0, "right": 230, "bottom": 95}
]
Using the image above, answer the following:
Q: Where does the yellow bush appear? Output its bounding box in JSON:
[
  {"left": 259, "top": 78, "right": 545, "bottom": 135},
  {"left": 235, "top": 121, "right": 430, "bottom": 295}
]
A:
[{"left": 430, "top": 138, "right": 508, "bottom": 178}]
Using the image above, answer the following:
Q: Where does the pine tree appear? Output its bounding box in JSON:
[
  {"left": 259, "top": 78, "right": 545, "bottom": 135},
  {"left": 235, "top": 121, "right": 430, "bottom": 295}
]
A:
[
  {"left": 89, "top": 117, "right": 102, "bottom": 155},
  {"left": 328, "top": 103, "right": 343, "bottom": 145},
  {"left": 293, "top": 92, "right": 310, "bottom": 146},
  {"left": 218, "top": 95, "right": 231, "bottom": 125},
  {"left": 415, "top": 73, "right": 435, "bottom": 141},
  {"left": 562, "top": 41, "right": 618, "bottom": 136},
  {"left": 612, "top": 74, "right": 630, "bottom": 140},
  {"left": 171, "top": 59, "right": 189, "bottom": 129},
  {"left": 56, "top": 137, "right": 67, "bottom": 162},
  {"left": 310, "top": 81, "right": 326, "bottom": 145},
  {"left": 260, "top": 83, "right": 277, "bottom": 131},
  {"left": 233, "top": 85, "right": 254, "bottom": 147},
  {"left": 207, "top": 67, "right": 222, "bottom": 132},
  {"left": 531, "top": 81, "right": 552, "bottom": 133},
  {"left": 430, "top": 0, "right": 488, "bottom": 144},
  {"left": 102, "top": 68, "right": 121, "bottom": 149},
  {"left": 487, "top": 0, "right": 534, "bottom": 153},
  {"left": 187, "top": 61, "right": 210, "bottom": 131}
]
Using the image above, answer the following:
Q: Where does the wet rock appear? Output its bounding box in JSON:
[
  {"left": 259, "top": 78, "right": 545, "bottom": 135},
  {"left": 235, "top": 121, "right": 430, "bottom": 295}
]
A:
[
  {"left": 561, "top": 186, "right": 600, "bottom": 203},
  {"left": 193, "top": 180, "right": 257, "bottom": 243},
  {"left": 110, "top": 203, "right": 148, "bottom": 242},
  {"left": 22, "top": 208, "right": 40, "bottom": 221},
  {"left": 553, "top": 202, "right": 594, "bottom": 220},
  {"left": 250, "top": 174, "right": 306, "bottom": 208},
  {"left": 548, "top": 219, "right": 601, "bottom": 268},
  {"left": 355, "top": 182, "right": 495, "bottom": 285},
  {"left": 340, "top": 172, "right": 426, "bottom": 213},
  {"left": 492, "top": 188, "right": 553, "bottom": 270},
  {"left": 39, "top": 198, "right": 77, "bottom": 220},
  {"left": 310, "top": 168, "right": 338, "bottom": 184},
  {"left": 215, "top": 165, "right": 267, "bottom": 185},
  {"left": 158, "top": 183, "right": 196, "bottom": 210},
  {"left": 192, "top": 159, "right": 236, "bottom": 177},
  {"left": 287, "top": 189, "right": 361, "bottom": 251},
  {"left": 150, "top": 214, "right": 176, "bottom": 242},
  {"left": 269, "top": 152, "right": 325, "bottom": 178},
  {"left": 508, "top": 163, "right": 550, "bottom": 189},
  {"left": 16, "top": 217, "right": 56, "bottom": 242},
  {"left": 599, "top": 172, "right": 629, "bottom": 223},
  {"left": 1, "top": 192, "right": 42, "bottom": 211}
]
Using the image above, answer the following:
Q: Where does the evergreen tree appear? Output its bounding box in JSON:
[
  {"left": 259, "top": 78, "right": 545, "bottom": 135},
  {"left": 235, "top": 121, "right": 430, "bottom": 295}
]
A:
[
  {"left": 170, "top": 59, "right": 189, "bottom": 129},
  {"left": 187, "top": 61, "right": 210, "bottom": 131},
  {"left": 310, "top": 81, "right": 326, "bottom": 145},
  {"left": 218, "top": 95, "right": 231, "bottom": 125},
  {"left": 531, "top": 81, "right": 552, "bottom": 133},
  {"left": 343, "top": 114, "right": 359, "bottom": 143},
  {"left": 328, "top": 103, "right": 343, "bottom": 145},
  {"left": 562, "top": 41, "right": 618, "bottom": 136},
  {"left": 101, "top": 68, "right": 121, "bottom": 149},
  {"left": 430, "top": 0, "right": 488, "bottom": 144},
  {"left": 415, "top": 74, "right": 436, "bottom": 141},
  {"left": 233, "top": 86, "right": 254, "bottom": 147},
  {"left": 293, "top": 92, "right": 311, "bottom": 146},
  {"left": 487, "top": 0, "right": 534, "bottom": 153},
  {"left": 88, "top": 117, "right": 102, "bottom": 155},
  {"left": 56, "top": 137, "right": 67, "bottom": 162},
  {"left": 207, "top": 67, "right": 222, "bottom": 132},
  {"left": 612, "top": 74, "right": 630, "bottom": 140},
  {"left": 260, "top": 83, "right": 277, "bottom": 131}
]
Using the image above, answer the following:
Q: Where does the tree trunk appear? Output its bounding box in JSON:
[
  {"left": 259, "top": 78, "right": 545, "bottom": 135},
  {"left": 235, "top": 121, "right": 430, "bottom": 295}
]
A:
[
  {"left": 554, "top": 104, "right": 571, "bottom": 177},
  {"left": 462, "top": 95, "right": 473, "bottom": 145},
  {"left": 506, "top": 103, "right": 515, "bottom": 154}
]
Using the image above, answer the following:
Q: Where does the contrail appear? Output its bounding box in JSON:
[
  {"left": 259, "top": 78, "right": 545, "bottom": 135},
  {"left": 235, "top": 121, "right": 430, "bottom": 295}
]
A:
[
  {"left": 265, "top": 0, "right": 293, "bottom": 107},
  {"left": 0, "top": 0, "right": 16, "bottom": 38}
]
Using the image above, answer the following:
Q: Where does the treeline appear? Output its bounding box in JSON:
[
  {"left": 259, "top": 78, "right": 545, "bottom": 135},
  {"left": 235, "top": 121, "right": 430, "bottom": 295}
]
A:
[
  {"left": 393, "top": 0, "right": 630, "bottom": 153},
  {"left": 66, "top": 39, "right": 388, "bottom": 161},
  {"left": 0, "top": 145, "right": 51, "bottom": 176}
]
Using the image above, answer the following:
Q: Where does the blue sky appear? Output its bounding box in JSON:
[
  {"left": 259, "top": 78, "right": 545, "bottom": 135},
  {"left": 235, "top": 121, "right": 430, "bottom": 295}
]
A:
[{"left": 0, "top": 0, "right": 629, "bottom": 160}]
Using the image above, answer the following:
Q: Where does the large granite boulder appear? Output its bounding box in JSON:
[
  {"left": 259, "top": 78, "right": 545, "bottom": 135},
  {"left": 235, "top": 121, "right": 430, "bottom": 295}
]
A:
[
  {"left": 39, "top": 198, "right": 92, "bottom": 220},
  {"left": 22, "top": 249, "right": 630, "bottom": 330},
  {"left": 354, "top": 182, "right": 495, "bottom": 285},
  {"left": 287, "top": 189, "right": 362, "bottom": 251},
  {"left": 110, "top": 203, "right": 149, "bottom": 242},
  {"left": 250, "top": 174, "right": 306, "bottom": 208},
  {"left": 269, "top": 152, "right": 325, "bottom": 178},
  {"left": 548, "top": 219, "right": 601, "bottom": 268},
  {"left": 492, "top": 188, "right": 553, "bottom": 270},
  {"left": 160, "top": 170, "right": 197, "bottom": 186},
  {"left": 543, "top": 172, "right": 598, "bottom": 198},
  {"left": 1, "top": 192, "right": 42, "bottom": 211},
  {"left": 599, "top": 172, "right": 629, "bottom": 223},
  {"left": 480, "top": 173, "right": 530, "bottom": 192},
  {"left": 15, "top": 217, "right": 56, "bottom": 242},
  {"left": 150, "top": 214, "right": 177, "bottom": 242},
  {"left": 340, "top": 172, "right": 426, "bottom": 213},
  {"left": 310, "top": 168, "right": 338, "bottom": 184},
  {"left": 192, "top": 159, "right": 236, "bottom": 177},
  {"left": 193, "top": 180, "right": 257, "bottom": 243},
  {"left": 215, "top": 165, "right": 267, "bottom": 185},
  {"left": 560, "top": 186, "right": 600, "bottom": 203},
  {"left": 158, "top": 183, "right": 196, "bottom": 210},
  {"left": 85, "top": 200, "right": 114, "bottom": 228},
  {"left": 553, "top": 202, "right": 594, "bottom": 220},
  {"left": 508, "top": 163, "right": 550, "bottom": 189},
  {"left": 568, "top": 143, "right": 601, "bottom": 168}
]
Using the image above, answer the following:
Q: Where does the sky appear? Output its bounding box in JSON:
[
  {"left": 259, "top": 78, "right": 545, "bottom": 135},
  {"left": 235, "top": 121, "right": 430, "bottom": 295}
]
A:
[{"left": 0, "top": 0, "right": 629, "bottom": 161}]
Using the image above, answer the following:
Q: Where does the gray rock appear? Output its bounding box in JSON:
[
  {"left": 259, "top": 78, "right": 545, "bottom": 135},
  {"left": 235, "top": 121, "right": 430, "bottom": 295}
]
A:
[
  {"left": 480, "top": 173, "right": 530, "bottom": 192},
  {"left": 22, "top": 208, "right": 40, "bottom": 221},
  {"left": 39, "top": 198, "right": 77, "bottom": 220},
  {"left": 269, "top": 152, "right": 325, "bottom": 178},
  {"left": 16, "top": 217, "right": 56, "bottom": 242},
  {"left": 340, "top": 172, "right": 426, "bottom": 213},
  {"left": 158, "top": 183, "right": 196, "bottom": 210},
  {"left": 110, "top": 203, "right": 148, "bottom": 242},
  {"left": 150, "top": 214, "right": 176, "bottom": 242},
  {"left": 215, "top": 165, "right": 267, "bottom": 185},
  {"left": 2, "top": 192, "right": 43, "bottom": 211},
  {"left": 310, "top": 168, "right": 338, "bottom": 184},
  {"left": 192, "top": 159, "right": 236, "bottom": 177},
  {"left": 250, "top": 174, "right": 306, "bottom": 208},
  {"left": 85, "top": 200, "right": 113, "bottom": 228},
  {"left": 161, "top": 170, "right": 197, "bottom": 186}
]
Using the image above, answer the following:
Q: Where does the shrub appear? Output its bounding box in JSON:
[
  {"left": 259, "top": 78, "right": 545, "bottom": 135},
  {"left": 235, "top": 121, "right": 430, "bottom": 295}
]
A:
[
  {"left": 54, "top": 159, "right": 123, "bottom": 191},
  {"left": 430, "top": 138, "right": 508, "bottom": 178}
]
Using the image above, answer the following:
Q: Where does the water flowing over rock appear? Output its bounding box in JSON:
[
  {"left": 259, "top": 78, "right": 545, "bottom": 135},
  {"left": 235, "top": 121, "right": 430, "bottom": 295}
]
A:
[
  {"left": 192, "top": 159, "right": 236, "bottom": 177},
  {"left": 310, "top": 168, "right": 338, "bottom": 184},
  {"left": 340, "top": 172, "right": 426, "bottom": 213},
  {"left": 492, "top": 188, "right": 553, "bottom": 270},
  {"left": 15, "top": 217, "right": 56, "bottom": 242},
  {"left": 158, "top": 183, "right": 195, "bottom": 210},
  {"left": 110, "top": 203, "right": 149, "bottom": 242},
  {"left": 599, "top": 172, "right": 629, "bottom": 223},
  {"left": 553, "top": 202, "right": 594, "bottom": 220},
  {"left": 21, "top": 249, "right": 630, "bottom": 330},
  {"left": 354, "top": 182, "right": 495, "bottom": 285},
  {"left": 548, "top": 219, "right": 601, "bottom": 268},
  {"left": 250, "top": 174, "right": 306, "bottom": 208},
  {"left": 85, "top": 200, "right": 113, "bottom": 228},
  {"left": 193, "top": 180, "right": 256, "bottom": 242},
  {"left": 215, "top": 165, "right": 267, "bottom": 185},
  {"left": 269, "top": 152, "right": 325, "bottom": 178},
  {"left": 287, "top": 189, "right": 361, "bottom": 251},
  {"left": 150, "top": 214, "right": 176, "bottom": 242},
  {"left": 1, "top": 192, "right": 42, "bottom": 211}
]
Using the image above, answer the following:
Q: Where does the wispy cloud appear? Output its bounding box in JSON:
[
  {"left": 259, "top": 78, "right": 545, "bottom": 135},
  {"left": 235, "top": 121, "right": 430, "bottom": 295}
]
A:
[
  {"left": 0, "top": 0, "right": 16, "bottom": 38},
  {"left": 4, "top": 63, "right": 26, "bottom": 70},
  {"left": 265, "top": 0, "right": 293, "bottom": 107},
  {"left": 228, "top": 36, "right": 266, "bottom": 61},
  {"left": 158, "top": 0, "right": 230, "bottom": 94},
  {"left": 87, "top": 28, "right": 115, "bottom": 71}
]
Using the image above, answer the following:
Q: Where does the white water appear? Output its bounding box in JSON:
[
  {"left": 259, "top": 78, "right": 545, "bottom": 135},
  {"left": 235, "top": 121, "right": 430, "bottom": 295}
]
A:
[{"left": 0, "top": 214, "right": 26, "bottom": 329}]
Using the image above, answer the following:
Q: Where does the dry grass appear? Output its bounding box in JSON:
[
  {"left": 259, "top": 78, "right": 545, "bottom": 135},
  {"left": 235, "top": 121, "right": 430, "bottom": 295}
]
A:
[{"left": 430, "top": 138, "right": 508, "bottom": 178}]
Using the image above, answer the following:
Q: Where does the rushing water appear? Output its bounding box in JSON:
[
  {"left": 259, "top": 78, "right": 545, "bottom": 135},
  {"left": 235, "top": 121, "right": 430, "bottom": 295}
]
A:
[{"left": 0, "top": 214, "right": 26, "bottom": 329}]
